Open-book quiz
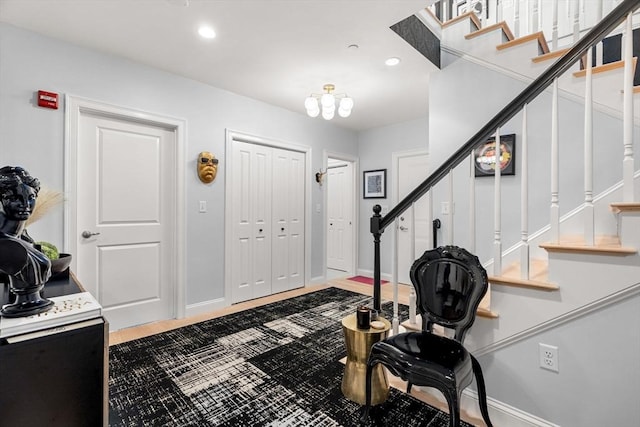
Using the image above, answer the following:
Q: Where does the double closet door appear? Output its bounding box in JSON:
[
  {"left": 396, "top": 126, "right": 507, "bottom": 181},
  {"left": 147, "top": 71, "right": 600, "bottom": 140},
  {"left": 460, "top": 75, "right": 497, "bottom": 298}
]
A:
[{"left": 230, "top": 140, "right": 305, "bottom": 303}]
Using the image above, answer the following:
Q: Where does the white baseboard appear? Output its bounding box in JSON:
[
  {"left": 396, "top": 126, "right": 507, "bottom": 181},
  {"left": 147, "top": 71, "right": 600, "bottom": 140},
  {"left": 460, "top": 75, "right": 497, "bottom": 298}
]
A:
[
  {"left": 310, "top": 275, "right": 327, "bottom": 285},
  {"left": 462, "top": 389, "right": 560, "bottom": 427},
  {"left": 185, "top": 297, "right": 227, "bottom": 318},
  {"left": 416, "top": 386, "right": 559, "bottom": 427}
]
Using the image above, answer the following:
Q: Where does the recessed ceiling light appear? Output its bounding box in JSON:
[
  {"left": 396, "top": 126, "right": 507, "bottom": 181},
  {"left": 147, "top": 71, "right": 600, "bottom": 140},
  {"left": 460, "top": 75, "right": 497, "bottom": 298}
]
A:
[
  {"left": 198, "top": 26, "right": 216, "bottom": 39},
  {"left": 385, "top": 57, "right": 401, "bottom": 66}
]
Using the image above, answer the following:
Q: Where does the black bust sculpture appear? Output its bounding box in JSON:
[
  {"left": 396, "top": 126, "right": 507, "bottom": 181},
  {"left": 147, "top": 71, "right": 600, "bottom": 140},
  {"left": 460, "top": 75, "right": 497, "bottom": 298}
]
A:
[{"left": 0, "top": 166, "right": 54, "bottom": 317}]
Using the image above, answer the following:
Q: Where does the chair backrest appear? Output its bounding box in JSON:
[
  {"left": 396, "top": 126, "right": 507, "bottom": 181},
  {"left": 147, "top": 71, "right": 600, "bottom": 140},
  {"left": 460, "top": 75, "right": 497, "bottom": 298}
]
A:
[{"left": 409, "top": 245, "right": 488, "bottom": 343}]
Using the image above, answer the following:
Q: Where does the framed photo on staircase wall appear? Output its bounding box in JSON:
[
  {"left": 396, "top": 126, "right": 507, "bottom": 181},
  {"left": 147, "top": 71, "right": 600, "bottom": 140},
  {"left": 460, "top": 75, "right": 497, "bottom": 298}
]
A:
[{"left": 473, "top": 133, "right": 516, "bottom": 177}]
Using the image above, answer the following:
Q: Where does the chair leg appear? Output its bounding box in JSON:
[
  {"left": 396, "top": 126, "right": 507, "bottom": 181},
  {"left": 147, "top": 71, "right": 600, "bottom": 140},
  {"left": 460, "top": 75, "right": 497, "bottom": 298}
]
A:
[
  {"left": 406, "top": 381, "right": 412, "bottom": 394},
  {"left": 470, "top": 354, "right": 494, "bottom": 427},
  {"left": 442, "top": 389, "right": 461, "bottom": 427},
  {"left": 360, "top": 362, "right": 374, "bottom": 423}
]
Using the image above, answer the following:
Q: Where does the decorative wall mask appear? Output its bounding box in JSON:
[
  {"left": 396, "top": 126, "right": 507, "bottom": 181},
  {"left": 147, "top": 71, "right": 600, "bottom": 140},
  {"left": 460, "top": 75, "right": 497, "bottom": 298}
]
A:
[{"left": 198, "top": 151, "right": 218, "bottom": 184}]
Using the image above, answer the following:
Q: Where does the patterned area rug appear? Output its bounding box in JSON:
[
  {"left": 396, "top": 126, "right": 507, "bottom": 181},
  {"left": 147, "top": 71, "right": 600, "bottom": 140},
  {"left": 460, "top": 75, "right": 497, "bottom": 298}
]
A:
[{"left": 109, "top": 287, "right": 471, "bottom": 426}]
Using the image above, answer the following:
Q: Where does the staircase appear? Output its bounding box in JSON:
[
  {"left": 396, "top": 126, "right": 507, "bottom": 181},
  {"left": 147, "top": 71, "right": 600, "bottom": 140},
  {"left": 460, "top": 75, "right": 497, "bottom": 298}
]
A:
[{"left": 372, "top": 1, "right": 640, "bottom": 425}]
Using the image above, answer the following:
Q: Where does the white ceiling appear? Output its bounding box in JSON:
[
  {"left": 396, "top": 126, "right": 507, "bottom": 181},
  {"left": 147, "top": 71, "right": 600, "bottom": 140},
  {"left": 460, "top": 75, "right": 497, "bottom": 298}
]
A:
[{"left": 0, "top": 0, "right": 436, "bottom": 131}]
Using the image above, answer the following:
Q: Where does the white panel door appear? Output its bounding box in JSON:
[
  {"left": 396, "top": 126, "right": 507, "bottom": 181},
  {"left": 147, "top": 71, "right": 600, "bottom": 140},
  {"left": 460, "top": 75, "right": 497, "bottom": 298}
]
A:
[
  {"left": 77, "top": 113, "right": 175, "bottom": 330},
  {"left": 327, "top": 163, "right": 353, "bottom": 272},
  {"left": 231, "top": 141, "right": 272, "bottom": 303},
  {"left": 397, "top": 153, "right": 429, "bottom": 285},
  {"left": 271, "top": 147, "right": 305, "bottom": 294}
]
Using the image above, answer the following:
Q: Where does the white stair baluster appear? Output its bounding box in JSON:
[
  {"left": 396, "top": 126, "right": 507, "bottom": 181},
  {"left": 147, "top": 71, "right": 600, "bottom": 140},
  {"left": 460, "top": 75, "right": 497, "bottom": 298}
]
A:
[
  {"left": 521, "top": 104, "right": 530, "bottom": 280},
  {"left": 572, "top": 0, "right": 580, "bottom": 43},
  {"left": 514, "top": 0, "right": 521, "bottom": 38},
  {"left": 392, "top": 217, "right": 399, "bottom": 334},
  {"left": 531, "top": 0, "right": 540, "bottom": 32},
  {"left": 552, "top": 0, "right": 559, "bottom": 50},
  {"left": 447, "top": 169, "right": 454, "bottom": 244},
  {"left": 469, "top": 152, "right": 476, "bottom": 253},
  {"left": 623, "top": 12, "right": 635, "bottom": 202},
  {"left": 408, "top": 201, "right": 419, "bottom": 326},
  {"left": 551, "top": 78, "right": 560, "bottom": 243},
  {"left": 494, "top": 129, "right": 502, "bottom": 276},
  {"left": 584, "top": 47, "right": 595, "bottom": 245}
]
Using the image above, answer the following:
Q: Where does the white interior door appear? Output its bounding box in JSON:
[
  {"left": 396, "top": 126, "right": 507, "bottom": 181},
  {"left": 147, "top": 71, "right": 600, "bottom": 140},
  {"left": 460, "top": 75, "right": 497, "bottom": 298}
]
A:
[
  {"left": 272, "top": 147, "right": 305, "bottom": 294},
  {"left": 397, "top": 153, "right": 429, "bottom": 285},
  {"left": 327, "top": 162, "right": 354, "bottom": 272},
  {"left": 231, "top": 141, "right": 272, "bottom": 303},
  {"left": 76, "top": 112, "right": 175, "bottom": 330}
]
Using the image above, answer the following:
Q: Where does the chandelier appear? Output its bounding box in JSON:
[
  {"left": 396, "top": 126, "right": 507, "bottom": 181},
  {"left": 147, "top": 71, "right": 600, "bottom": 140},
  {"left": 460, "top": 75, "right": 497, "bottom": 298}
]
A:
[{"left": 304, "top": 84, "right": 354, "bottom": 120}]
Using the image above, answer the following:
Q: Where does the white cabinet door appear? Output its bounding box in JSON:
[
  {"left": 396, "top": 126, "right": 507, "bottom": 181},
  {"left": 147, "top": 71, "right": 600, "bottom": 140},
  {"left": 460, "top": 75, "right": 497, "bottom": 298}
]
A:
[
  {"left": 231, "top": 141, "right": 272, "bottom": 303},
  {"left": 230, "top": 141, "right": 305, "bottom": 302},
  {"left": 272, "top": 147, "right": 305, "bottom": 294}
]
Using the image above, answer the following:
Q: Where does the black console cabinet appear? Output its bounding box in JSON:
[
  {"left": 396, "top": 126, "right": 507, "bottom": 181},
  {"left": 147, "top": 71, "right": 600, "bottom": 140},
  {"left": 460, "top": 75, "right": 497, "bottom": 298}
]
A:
[{"left": 0, "top": 275, "right": 108, "bottom": 427}]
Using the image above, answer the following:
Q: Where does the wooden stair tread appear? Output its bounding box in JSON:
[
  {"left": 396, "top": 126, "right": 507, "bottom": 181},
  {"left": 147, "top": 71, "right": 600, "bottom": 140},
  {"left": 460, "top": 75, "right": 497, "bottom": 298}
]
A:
[
  {"left": 497, "top": 31, "right": 549, "bottom": 54},
  {"left": 634, "top": 86, "right": 640, "bottom": 94},
  {"left": 441, "top": 10, "right": 481, "bottom": 29},
  {"left": 532, "top": 48, "right": 571, "bottom": 63},
  {"left": 540, "top": 235, "right": 636, "bottom": 255},
  {"left": 489, "top": 258, "right": 558, "bottom": 291},
  {"left": 610, "top": 202, "right": 640, "bottom": 213},
  {"left": 465, "top": 21, "right": 514, "bottom": 41},
  {"left": 573, "top": 58, "right": 636, "bottom": 78}
]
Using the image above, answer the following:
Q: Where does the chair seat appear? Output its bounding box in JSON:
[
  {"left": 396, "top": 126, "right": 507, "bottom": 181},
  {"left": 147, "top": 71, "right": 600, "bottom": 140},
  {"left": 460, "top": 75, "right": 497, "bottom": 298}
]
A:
[{"left": 371, "top": 331, "right": 473, "bottom": 389}]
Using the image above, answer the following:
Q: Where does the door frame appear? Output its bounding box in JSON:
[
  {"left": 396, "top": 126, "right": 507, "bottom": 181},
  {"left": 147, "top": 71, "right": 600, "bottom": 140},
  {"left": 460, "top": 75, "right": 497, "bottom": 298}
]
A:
[
  {"left": 323, "top": 150, "right": 358, "bottom": 279},
  {"left": 65, "top": 95, "right": 187, "bottom": 320},
  {"left": 224, "top": 129, "right": 312, "bottom": 302}
]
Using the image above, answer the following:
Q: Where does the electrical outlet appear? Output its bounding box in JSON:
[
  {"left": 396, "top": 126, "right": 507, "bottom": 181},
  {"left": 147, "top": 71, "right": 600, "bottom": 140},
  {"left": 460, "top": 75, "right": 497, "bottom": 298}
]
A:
[
  {"left": 539, "top": 343, "right": 559, "bottom": 372},
  {"left": 441, "top": 202, "right": 450, "bottom": 215}
]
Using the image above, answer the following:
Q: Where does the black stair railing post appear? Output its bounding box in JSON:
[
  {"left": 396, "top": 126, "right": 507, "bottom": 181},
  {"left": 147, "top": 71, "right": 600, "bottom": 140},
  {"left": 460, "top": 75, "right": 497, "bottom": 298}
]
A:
[{"left": 370, "top": 204, "right": 383, "bottom": 312}]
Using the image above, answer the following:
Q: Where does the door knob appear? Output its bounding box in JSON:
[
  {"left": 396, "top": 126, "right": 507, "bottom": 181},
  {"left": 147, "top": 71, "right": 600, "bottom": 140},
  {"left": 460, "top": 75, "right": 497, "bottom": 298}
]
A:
[
  {"left": 281, "top": 227, "right": 285, "bottom": 231},
  {"left": 259, "top": 229, "right": 263, "bottom": 233},
  {"left": 81, "top": 230, "right": 101, "bottom": 238},
  {"left": 399, "top": 226, "right": 408, "bottom": 231}
]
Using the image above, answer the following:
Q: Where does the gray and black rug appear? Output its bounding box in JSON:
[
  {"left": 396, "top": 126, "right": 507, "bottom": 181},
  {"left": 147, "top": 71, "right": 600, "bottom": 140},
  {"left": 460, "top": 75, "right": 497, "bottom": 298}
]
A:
[{"left": 109, "top": 287, "right": 472, "bottom": 426}]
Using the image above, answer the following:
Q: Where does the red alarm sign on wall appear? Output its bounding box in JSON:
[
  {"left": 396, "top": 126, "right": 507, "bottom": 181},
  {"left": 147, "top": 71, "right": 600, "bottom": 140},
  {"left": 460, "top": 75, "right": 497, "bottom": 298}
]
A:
[{"left": 37, "top": 90, "right": 58, "bottom": 109}]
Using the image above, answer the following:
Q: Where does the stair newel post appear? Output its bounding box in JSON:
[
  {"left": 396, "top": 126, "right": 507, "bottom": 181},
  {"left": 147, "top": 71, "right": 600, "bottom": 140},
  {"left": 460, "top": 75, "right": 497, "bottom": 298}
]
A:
[
  {"left": 371, "top": 204, "right": 383, "bottom": 313},
  {"left": 584, "top": 47, "right": 595, "bottom": 246},
  {"left": 623, "top": 12, "right": 635, "bottom": 202}
]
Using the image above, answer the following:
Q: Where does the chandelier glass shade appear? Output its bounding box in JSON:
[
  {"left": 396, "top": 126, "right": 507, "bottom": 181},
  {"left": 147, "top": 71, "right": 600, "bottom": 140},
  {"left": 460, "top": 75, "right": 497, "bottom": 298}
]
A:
[{"left": 305, "top": 84, "right": 353, "bottom": 120}]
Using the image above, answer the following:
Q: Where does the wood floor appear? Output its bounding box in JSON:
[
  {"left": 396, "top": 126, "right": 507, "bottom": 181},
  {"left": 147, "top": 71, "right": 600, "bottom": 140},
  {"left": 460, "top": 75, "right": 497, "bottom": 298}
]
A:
[{"left": 109, "top": 279, "right": 487, "bottom": 427}]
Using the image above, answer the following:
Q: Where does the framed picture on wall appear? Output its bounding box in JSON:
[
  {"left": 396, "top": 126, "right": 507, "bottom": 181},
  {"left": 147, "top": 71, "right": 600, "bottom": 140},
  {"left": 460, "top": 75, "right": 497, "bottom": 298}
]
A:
[
  {"left": 363, "top": 169, "right": 387, "bottom": 199},
  {"left": 473, "top": 134, "right": 516, "bottom": 177}
]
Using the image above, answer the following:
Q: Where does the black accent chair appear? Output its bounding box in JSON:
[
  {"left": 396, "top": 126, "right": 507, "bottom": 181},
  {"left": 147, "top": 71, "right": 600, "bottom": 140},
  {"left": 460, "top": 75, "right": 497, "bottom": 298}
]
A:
[{"left": 363, "top": 245, "right": 493, "bottom": 427}]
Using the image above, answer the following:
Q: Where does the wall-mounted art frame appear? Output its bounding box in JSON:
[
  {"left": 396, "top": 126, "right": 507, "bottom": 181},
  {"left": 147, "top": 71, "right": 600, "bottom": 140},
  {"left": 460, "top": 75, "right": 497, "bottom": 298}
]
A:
[
  {"left": 473, "top": 134, "right": 516, "bottom": 177},
  {"left": 363, "top": 169, "right": 387, "bottom": 199}
]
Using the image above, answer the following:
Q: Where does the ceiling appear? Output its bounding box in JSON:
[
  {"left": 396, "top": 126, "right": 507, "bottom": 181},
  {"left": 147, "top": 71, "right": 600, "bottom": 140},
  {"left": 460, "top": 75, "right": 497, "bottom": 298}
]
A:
[{"left": 0, "top": 0, "right": 436, "bottom": 132}]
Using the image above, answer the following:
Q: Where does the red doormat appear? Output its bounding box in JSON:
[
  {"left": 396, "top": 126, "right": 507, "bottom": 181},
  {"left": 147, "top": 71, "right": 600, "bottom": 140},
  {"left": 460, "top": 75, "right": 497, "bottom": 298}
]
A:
[{"left": 346, "top": 276, "right": 389, "bottom": 285}]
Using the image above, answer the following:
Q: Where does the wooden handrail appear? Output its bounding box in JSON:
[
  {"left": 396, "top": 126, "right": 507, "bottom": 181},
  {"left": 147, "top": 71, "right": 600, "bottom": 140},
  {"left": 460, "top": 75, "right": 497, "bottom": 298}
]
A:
[{"left": 369, "top": 0, "right": 640, "bottom": 312}]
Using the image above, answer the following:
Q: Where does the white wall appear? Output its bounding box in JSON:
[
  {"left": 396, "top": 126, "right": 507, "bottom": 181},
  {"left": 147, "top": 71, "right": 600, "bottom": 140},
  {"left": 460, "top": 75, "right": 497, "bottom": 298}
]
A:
[
  {"left": 478, "top": 290, "right": 640, "bottom": 427},
  {"left": 0, "top": 23, "right": 358, "bottom": 306}
]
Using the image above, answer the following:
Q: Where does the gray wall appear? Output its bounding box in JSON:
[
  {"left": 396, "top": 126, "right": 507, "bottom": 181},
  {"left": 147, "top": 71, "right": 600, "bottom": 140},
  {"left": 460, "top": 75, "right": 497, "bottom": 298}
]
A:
[{"left": 0, "top": 23, "right": 358, "bottom": 305}]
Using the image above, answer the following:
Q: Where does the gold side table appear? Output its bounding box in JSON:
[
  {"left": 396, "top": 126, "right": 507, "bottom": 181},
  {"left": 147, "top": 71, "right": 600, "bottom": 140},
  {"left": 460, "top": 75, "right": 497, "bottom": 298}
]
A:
[{"left": 341, "top": 313, "right": 391, "bottom": 405}]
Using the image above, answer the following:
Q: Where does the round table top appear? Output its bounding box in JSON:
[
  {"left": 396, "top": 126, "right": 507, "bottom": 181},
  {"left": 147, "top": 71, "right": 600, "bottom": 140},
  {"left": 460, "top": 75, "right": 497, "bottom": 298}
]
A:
[{"left": 342, "top": 312, "right": 391, "bottom": 333}]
